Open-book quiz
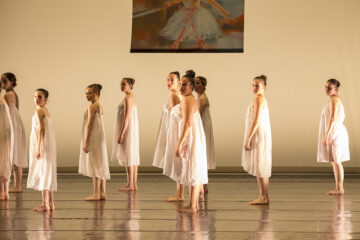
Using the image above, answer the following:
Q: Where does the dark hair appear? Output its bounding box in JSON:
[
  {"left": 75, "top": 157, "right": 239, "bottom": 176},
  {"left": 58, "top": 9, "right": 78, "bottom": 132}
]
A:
[
  {"left": 170, "top": 71, "right": 180, "bottom": 80},
  {"left": 36, "top": 88, "right": 49, "bottom": 98},
  {"left": 182, "top": 74, "right": 195, "bottom": 88},
  {"left": 123, "top": 78, "right": 135, "bottom": 89},
  {"left": 87, "top": 84, "right": 103, "bottom": 96},
  {"left": 185, "top": 70, "right": 195, "bottom": 79},
  {"left": 2, "top": 72, "right": 17, "bottom": 87},
  {"left": 196, "top": 76, "right": 207, "bottom": 87},
  {"left": 327, "top": 78, "right": 341, "bottom": 88},
  {"left": 254, "top": 75, "right": 267, "bottom": 86}
]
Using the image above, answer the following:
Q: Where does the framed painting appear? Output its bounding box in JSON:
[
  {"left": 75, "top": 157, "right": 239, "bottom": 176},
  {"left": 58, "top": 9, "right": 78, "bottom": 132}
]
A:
[{"left": 131, "top": 0, "right": 244, "bottom": 53}]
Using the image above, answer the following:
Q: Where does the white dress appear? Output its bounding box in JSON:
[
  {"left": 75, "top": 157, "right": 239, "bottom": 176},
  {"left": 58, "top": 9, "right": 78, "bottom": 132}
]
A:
[
  {"left": 111, "top": 104, "right": 140, "bottom": 167},
  {"left": 163, "top": 103, "right": 208, "bottom": 186},
  {"left": 153, "top": 101, "right": 172, "bottom": 169},
  {"left": 79, "top": 110, "right": 110, "bottom": 180},
  {"left": 201, "top": 105, "right": 216, "bottom": 169},
  {"left": 8, "top": 103, "right": 27, "bottom": 168},
  {"left": 161, "top": 0, "right": 222, "bottom": 41},
  {"left": 317, "top": 102, "right": 350, "bottom": 163},
  {"left": 242, "top": 102, "right": 272, "bottom": 178},
  {"left": 27, "top": 114, "right": 57, "bottom": 191},
  {"left": 0, "top": 102, "right": 13, "bottom": 181}
]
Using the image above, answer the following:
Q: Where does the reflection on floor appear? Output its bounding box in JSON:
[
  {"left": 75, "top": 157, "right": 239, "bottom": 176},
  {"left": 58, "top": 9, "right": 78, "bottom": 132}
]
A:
[{"left": 0, "top": 174, "right": 359, "bottom": 239}]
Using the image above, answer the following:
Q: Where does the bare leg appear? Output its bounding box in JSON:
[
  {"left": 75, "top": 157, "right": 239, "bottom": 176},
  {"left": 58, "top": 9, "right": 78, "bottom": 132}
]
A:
[
  {"left": 9, "top": 165, "right": 23, "bottom": 193},
  {"left": 180, "top": 185, "right": 201, "bottom": 212},
  {"left": 203, "top": 184, "right": 209, "bottom": 193},
  {"left": 249, "top": 177, "right": 270, "bottom": 205},
  {"left": 118, "top": 167, "right": 134, "bottom": 191},
  {"left": 84, "top": 177, "right": 101, "bottom": 200},
  {"left": 0, "top": 177, "right": 5, "bottom": 200},
  {"left": 33, "top": 190, "right": 50, "bottom": 211},
  {"left": 49, "top": 191, "right": 55, "bottom": 210},
  {"left": 165, "top": 183, "right": 185, "bottom": 202},
  {"left": 4, "top": 179, "right": 10, "bottom": 200},
  {"left": 133, "top": 166, "right": 138, "bottom": 191},
  {"left": 100, "top": 179, "right": 107, "bottom": 200},
  {"left": 327, "top": 162, "right": 345, "bottom": 195}
]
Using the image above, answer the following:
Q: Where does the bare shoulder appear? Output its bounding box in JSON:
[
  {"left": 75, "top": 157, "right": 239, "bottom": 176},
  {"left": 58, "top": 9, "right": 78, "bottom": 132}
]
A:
[
  {"left": 4, "top": 91, "right": 16, "bottom": 102},
  {"left": 170, "top": 92, "right": 181, "bottom": 102},
  {"left": 36, "top": 108, "right": 45, "bottom": 119},
  {"left": 198, "top": 93, "right": 209, "bottom": 107}
]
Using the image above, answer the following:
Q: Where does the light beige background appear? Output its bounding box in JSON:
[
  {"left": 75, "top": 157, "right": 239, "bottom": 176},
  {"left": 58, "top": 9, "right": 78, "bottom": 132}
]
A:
[{"left": 0, "top": 0, "right": 359, "bottom": 170}]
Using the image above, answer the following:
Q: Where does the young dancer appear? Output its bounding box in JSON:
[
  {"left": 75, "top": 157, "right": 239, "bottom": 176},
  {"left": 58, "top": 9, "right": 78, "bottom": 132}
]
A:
[
  {"left": 79, "top": 84, "right": 110, "bottom": 200},
  {"left": 242, "top": 75, "right": 272, "bottom": 205},
  {"left": 195, "top": 76, "right": 215, "bottom": 193},
  {"left": 163, "top": 73, "right": 208, "bottom": 212},
  {"left": 27, "top": 89, "right": 57, "bottom": 211},
  {"left": 1, "top": 73, "right": 27, "bottom": 193},
  {"left": 161, "top": 0, "right": 230, "bottom": 49},
  {"left": 112, "top": 78, "right": 140, "bottom": 191},
  {"left": 0, "top": 87, "right": 13, "bottom": 201},
  {"left": 317, "top": 79, "right": 350, "bottom": 195},
  {"left": 152, "top": 72, "right": 184, "bottom": 201}
]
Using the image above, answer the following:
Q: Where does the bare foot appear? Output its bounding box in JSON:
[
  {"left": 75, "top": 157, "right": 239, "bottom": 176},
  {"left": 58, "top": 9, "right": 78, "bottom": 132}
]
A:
[
  {"left": 4, "top": 194, "right": 9, "bottom": 200},
  {"left": 171, "top": 40, "right": 180, "bottom": 50},
  {"left": 9, "top": 187, "right": 23, "bottom": 193},
  {"left": 249, "top": 197, "right": 269, "bottom": 205},
  {"left": 165, "top": 194, "right": 184, "bottom": 202},
  {"left": 32, "top": 205, "right": 50, "bottom": 211},
  {"left": 134, "top": 185, "right": 138, "bottom": 191},
  {"left": 100, "top": 193, "right": 107, "bottom": 200},
  {"left": 117, "top": 186, "right": 134, "bottom": 191},
  {"left": 0, "top": 195, "right": 5, "bottom": 201},
  {"left": 326, "top": 189, "right": 344, "bottom": 195},
  {"left": 180, "top": 206, "right": 198, "bottom": 213},
  {"left": 83, "top": 195, "right": 101, "bottom": 201},
  {"left": 50, "top": 204, "right": 55, "bottom": 211}
]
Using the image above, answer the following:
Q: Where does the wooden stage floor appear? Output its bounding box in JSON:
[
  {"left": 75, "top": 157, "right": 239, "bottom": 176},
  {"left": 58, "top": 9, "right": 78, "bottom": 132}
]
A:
[{"left": 0, "top": 174, "right": 359, "bottom": 239}]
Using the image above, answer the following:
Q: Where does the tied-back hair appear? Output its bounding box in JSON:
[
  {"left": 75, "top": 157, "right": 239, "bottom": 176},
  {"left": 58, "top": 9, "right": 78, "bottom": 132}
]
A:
[
  {"left": 2, "top": 72, "right": 17, "bottom": 87},
  {"left": 36, "top": 88, "right": 49, "bottom": 98},
  {"left": 327, "top": 78, "right": 341, "bottom": 88},
  {"left": 254, "top": 75, "right": 267, "bottom": 86},
  {"left": 88, "top": 84, "right": 103, "bottom": 96},
  {"left": 123, "top": 78, "right": 136, "bottom": 89}
]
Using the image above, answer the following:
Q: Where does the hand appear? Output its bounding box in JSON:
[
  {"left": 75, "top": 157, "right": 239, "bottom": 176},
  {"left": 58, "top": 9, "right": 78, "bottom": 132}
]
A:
[
  {"left": 118, "top": 134, "right": 124, "bottom": 144},
  {"left": 222, "top": 10, "right": 230, "bottom": 18},
  {"left": 36, "top": 150, "right": 42, "bottom": 159},
  {"left": 323, "top": 136, "right": 329, "bottom": 146},
  {"left": 175, "top": 143, "right": 181, "bottom": 158},
  {"left": 244, "top": 139, "right": 251, "bottom": 151},
  {"left": 83, "top": 144, "right": 89, "bottom": 153}
]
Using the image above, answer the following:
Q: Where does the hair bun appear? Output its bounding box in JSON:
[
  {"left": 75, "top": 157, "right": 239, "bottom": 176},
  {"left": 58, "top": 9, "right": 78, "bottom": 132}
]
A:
[
  {"left": 97, "top": 84, "right": 103, "bottom": 90},
  {"left": 185, "top": 70, "right": 196, "bottom": 78},
  {"left": 260, "top": 75, "right": 267, "bottom": 81}
]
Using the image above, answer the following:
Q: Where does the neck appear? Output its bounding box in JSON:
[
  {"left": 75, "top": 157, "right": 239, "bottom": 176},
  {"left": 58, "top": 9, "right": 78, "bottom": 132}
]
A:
[
  {"left": 91, "top": 99, "right": 98, "bottom": 104},
  {"left": 6, "top": 88, "right": 14, "bottom": 93},
  {"left": 124, "top": 90, "right": 131, "bottom": 95},
  {"left": 196, "top": 90, "right": 205, "bottom": 97}
]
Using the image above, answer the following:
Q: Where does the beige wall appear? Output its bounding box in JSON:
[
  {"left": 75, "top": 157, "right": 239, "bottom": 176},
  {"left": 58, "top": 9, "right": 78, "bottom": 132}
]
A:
[{"left": 0, "top": 0, "right": 359, "bottom": 170}]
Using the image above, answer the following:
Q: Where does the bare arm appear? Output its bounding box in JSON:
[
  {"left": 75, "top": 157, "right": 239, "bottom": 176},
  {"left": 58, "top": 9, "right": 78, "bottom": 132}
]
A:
[
  {"left": 206, "top": 0, "right": 230, "bottom": 17},
  {"left": 118, "top": 96, "right": 134, "bottom": 144},
  {"left": 197, "top": 96, "right": 208, "bottom": 117},
  {"left": 83, "top": 105, "right": 96, "bottom": 152},
  {"left": 244, "top": 96, "right": 264, "bottom": 150},
  {"left": 169, "top": 93, "right": 181, "bottom": 108},
  {"left": 323, "top": 97, "right": 339, "bottom": 145},
  {"left": 36, "top": 109, "right": 46, "bottom": 159},
  {"left": 176, "top": 97, "right": 195, "bottom": 157}
]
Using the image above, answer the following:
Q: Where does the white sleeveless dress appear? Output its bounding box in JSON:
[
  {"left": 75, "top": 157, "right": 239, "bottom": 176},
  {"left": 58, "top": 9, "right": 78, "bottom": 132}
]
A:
[
  {"left": 242, "top": 102, "right": 272, "bottom": 178},
  {"left": 201, "top": 105, "right": 216, "bottom": 170},
  {"left": 317, "top": 102, "right": 350, "bottom": 163},
  {"left": 0, "top": 102, "right": 13, "bottom": 181},
  {"left": 111, "top": 104, "right": 140, "bottom": 167},
  {"left": 153, "top": 101, "right": 172, "bottom": 169},
  {"left": 161, "top": 0, "right": 222, "bottom": 41},
  {"left": 27, "top": 114, "right": 57, "bottom": 191},
  {"left": 163, "top": 103, "right": 208, "bottom": 186},
  {"left": 8, "top": 103, "right": 27, "bottom": 168},
  {"left": 79, "top": 110, "right": 110, "bottom": 180}
]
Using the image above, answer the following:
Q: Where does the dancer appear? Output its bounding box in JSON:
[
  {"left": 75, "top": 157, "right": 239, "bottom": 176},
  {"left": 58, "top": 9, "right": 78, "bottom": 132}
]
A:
[
  {"left": 79, "top": 84, "right": 110, "bottom": 200},
  {"left": 195, "top": 76, "right": 215, "bottom": 193},
  {"left": 27, "top": 89, "right": 57, "bottom": 211},
  {"left": 0, "top": 88, "right": 13, "bottom": 201},
  {"left": 1, "top": 73, "right": 27, "bottom": 193},
  {"left": 317, "top": 79, "right": 349, "bottom": 195},
  {"left": 112, "top": 78, "right": 140, "bottom": 191},
  {"left": 242, "top": 75, "right": 272, "bottom": 205},
  {"left": 161, "top": 0, "right": 230, "bottom": 49},
  {"left": 152, "top": 72, "right": 184, "bottom": 201},
  {"left": 163, "top": 72, "right": 208, "bottom": 212}
]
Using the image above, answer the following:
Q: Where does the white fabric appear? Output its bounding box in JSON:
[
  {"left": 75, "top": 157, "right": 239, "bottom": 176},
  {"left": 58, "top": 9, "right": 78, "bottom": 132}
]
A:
[
  {"left": 163, "top": 104, "right": 208, "bottom": 186},
  {"left": 161, "top": 1, "right": 222, "bottom": 41},
  {"left": 79, "top": 111, "right": 110, "bottom": 180},
  {"left": 8, "top": 103, "right": 27, "bottom": 168},
  {"left": 0, "top": 102, "right": 13, "bottom": 181},
  {"left": 201, "top": 105, "right": 216, "bottom": 169},
  {"left": 152, "top": 102, "right": 172, "bottom": 168},
  {"left": 27, "top": 115, "right": 57, "bottom": 191},
  {"left": 111, "top": 104, "right": 140, "bottom": 167},
  {"left": 317, "top": 103, "right": 350, "bottom": 163},
  {"left": 242, "top": 102, "right": 272, "bottom": 178}
]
